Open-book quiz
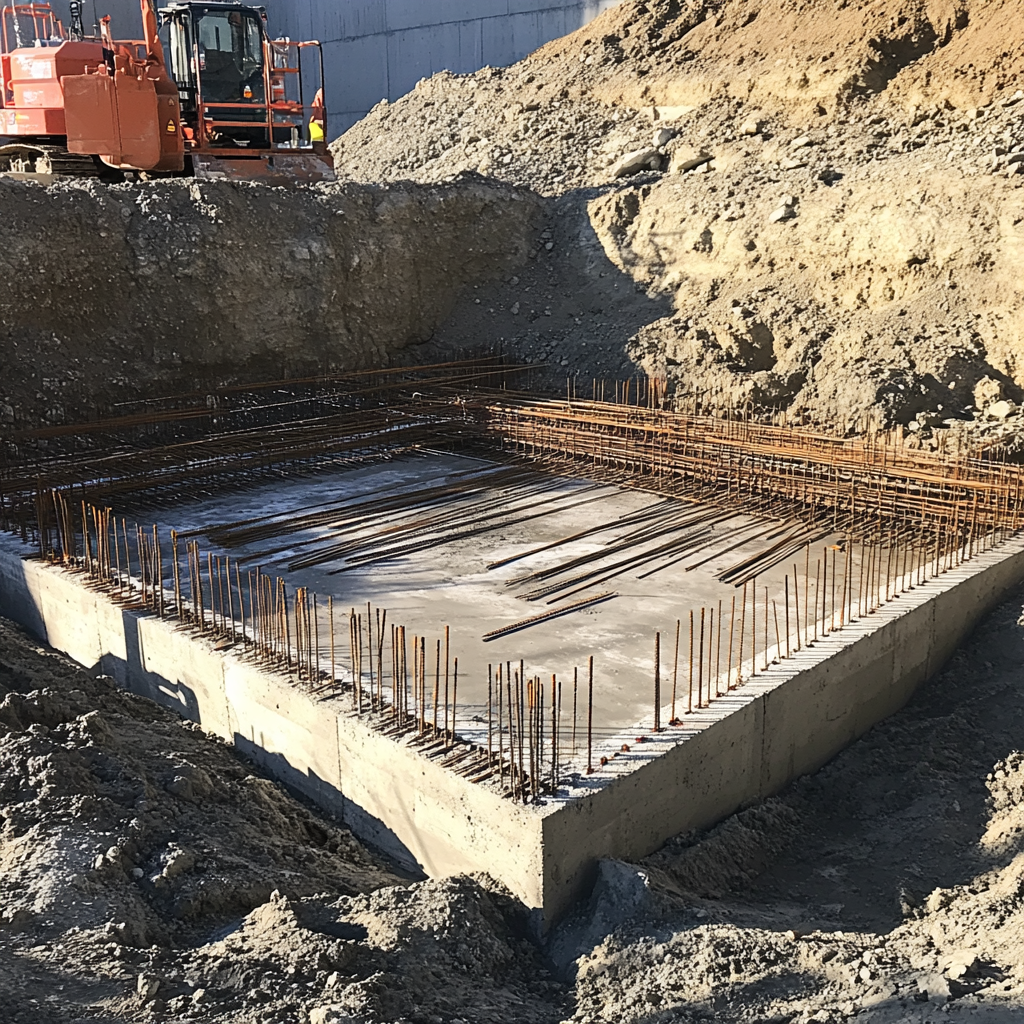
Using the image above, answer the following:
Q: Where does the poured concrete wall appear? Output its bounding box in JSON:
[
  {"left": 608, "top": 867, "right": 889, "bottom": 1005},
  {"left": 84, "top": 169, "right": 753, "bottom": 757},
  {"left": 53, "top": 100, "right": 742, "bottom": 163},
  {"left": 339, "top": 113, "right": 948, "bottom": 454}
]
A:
[
  {"left": 538, "top": 536, "right": 1024, "bottom": 921},
  {"left": 262, "top": 0, "right": 623, "bottom": 132},
  {"left": 0, "top": 538, "right": 547, "bottom": 923},
  {"left": 3, "top": 531, "right": 1022, "bottom": 928}
]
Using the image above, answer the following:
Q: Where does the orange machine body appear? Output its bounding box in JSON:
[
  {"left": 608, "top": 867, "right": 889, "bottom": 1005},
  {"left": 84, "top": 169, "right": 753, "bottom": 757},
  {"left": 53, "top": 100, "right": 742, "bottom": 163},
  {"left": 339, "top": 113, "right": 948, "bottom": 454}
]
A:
[
  {"left": 2, "top": 39, "right": 98, "bottom": 136},
  {"left": 0, "top": 1, "right": 333, "bottom": 180}
]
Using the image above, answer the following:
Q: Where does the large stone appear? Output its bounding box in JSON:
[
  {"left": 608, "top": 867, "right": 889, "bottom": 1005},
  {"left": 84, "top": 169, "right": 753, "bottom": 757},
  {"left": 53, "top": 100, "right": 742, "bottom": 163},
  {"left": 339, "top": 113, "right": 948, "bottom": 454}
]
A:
[
  {"left": 309, "top": 1007, "right": 358, "bottom": 1024},
  {"left": 136, "top": 975, "right": 160, "bottom": 1002},
  {"left": 987, "top": 399, "right": 1017, "bottom": 421},
  {"left": 973, "top": 375, "right": 1003, "bottom": 408},
  {"left": 611, "top": 148, "right": 663, "bottom": 177},
  {"left": 669, "top": 145, "right": 712, "bottom": 173}
]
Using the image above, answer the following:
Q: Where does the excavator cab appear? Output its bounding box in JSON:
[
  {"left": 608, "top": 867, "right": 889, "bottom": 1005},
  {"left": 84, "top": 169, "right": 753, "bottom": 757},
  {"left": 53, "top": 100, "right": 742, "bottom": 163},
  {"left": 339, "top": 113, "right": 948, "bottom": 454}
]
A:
[
  {"left": 164, "top": 4, "right": 266, "bottom": 137},
  {"left": 159, "top": 1, "right": 333, "bottom": 179}
]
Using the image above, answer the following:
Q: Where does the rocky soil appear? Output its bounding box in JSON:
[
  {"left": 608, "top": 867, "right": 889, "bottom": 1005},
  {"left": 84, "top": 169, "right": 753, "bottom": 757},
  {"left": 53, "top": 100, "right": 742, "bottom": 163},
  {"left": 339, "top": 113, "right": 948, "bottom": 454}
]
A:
[
  {"left": 4, "top": 580, "right": 1024, "bottom": 1023},
  {"left": 0, "top": 176, "right": 543, "bottom": 429},
  {"left": 0, "top": 619, "right": 559, "bottom": 1024},
  {"left": 334, "top": 0, "right": 1024, "bottom": 444}
]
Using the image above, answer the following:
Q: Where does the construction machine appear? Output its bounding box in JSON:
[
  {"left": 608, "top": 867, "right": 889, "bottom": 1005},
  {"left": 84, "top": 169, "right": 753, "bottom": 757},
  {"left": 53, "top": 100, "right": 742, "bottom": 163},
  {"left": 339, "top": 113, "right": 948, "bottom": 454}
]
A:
[{"left": 0, "top": 0, "right": 334, "bottom": 181}]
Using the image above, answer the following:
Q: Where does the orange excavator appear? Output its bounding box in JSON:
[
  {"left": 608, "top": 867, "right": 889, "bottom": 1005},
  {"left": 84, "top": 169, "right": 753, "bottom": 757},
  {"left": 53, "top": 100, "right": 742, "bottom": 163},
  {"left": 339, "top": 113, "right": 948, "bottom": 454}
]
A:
[{"left": 0, "top": 0, "right": 334, "bottom": 181}]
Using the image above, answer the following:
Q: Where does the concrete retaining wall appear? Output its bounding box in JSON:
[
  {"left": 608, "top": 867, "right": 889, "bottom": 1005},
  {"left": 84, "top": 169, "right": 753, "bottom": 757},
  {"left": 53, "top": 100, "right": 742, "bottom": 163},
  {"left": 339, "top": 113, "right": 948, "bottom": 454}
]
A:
[
  {"left": 2, "top": 530, "right": 1022, "bottom": 929},
  {"left": 538, "top": 538, "right": 1024, "bottom": 922},
  {"left": 263, "top": 0, "right": 623, "bottom": 132},
  {"left": 0, "top": 538, "right": 546, "bottom": 926}
]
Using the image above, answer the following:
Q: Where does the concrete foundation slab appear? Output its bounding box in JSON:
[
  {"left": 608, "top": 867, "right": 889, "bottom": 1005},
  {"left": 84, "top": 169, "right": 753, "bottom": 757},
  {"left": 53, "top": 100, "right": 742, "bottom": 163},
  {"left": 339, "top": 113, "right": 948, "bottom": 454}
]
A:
[{"left": 3, "top": 507, "right": 1023, "bottom": 929}]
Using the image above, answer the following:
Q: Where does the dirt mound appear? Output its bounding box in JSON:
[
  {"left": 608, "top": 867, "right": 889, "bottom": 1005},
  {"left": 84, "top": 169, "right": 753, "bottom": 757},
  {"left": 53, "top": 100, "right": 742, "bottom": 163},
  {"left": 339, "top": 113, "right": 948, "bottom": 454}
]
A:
[
  {"left": 333, "top": 0, "right": 1024, "bottom": 441},
  {"left": 561, "top": 0, "right": 1023, "bottom": 120},
  {"left": 334, "top": 0, "right": 1024, "bottom": 194},
  {"left": 0, "top": 618, "right": 562, "bottom": 1023}
]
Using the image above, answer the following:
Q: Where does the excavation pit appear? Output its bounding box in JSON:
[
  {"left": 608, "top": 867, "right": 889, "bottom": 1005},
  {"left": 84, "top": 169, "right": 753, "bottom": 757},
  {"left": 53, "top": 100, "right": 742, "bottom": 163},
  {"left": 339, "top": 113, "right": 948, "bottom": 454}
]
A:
[{"left": 3, "top": 363, "right": 1024, "bottom": 930}]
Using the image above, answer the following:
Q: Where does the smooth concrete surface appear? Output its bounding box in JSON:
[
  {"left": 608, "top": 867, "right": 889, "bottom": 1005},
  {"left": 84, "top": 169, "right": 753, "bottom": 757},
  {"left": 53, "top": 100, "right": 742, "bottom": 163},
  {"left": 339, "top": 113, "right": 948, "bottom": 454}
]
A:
[
  {"left": 264, "top": 0, "right": 623, "bottom": 131},
  {"left": 150, "top": 453, "right": 819, "bottom": 739},
  {"left": 3, "top": 529, "right": 1023, "bottom": 928}
]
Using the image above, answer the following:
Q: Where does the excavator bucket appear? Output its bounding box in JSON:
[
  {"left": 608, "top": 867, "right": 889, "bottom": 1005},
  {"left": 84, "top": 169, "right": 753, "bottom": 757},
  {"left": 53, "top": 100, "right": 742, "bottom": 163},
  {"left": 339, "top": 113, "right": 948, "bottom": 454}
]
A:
[{"left": 63, "top": 70, "right": 163, "bottom": 170}]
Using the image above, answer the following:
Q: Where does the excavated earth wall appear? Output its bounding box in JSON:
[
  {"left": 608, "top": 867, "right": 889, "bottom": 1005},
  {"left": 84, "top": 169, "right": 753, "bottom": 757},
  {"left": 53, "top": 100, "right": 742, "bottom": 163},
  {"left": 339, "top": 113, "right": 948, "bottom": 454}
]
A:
[{"left": 0, "top": 177, "right": 545, "bottom": 428}]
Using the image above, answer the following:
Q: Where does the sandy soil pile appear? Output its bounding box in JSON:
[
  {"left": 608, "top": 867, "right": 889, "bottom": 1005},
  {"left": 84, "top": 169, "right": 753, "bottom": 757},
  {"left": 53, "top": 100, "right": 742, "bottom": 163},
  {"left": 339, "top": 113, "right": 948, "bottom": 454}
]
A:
[
  {"left": 0, "top": 620, "right": 558, "bottom": 1023},
  {"left": 334, "top": 0, "right": 1024, "bottom": 441}
]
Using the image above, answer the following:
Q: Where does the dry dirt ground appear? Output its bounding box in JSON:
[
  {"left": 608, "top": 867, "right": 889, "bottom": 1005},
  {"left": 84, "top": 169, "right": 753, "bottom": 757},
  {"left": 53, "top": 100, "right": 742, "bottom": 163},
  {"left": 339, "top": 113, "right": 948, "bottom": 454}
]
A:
[
  {"left": 335, "top": 0, "right": 1024, "bottom": 446},
  {"left": 3, "top": 584, "right": 1024, "bottom": 1024},
  {"left": 0, "top": 176, "right": 543, "bottom": 429},
  {"left": 5, "top": 2, "right": 1024, "bottom": 1021}
]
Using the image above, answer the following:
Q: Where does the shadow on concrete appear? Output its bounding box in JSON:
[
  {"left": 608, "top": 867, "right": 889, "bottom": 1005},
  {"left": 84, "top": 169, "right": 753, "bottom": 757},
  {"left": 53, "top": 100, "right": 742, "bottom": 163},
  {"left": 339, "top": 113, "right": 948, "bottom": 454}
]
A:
[
  {"left": 0, "top": 541, "right": 424, "bottom": 880},
  {"left": 111, "top": 607, "right": 204, "bottom": 724}
]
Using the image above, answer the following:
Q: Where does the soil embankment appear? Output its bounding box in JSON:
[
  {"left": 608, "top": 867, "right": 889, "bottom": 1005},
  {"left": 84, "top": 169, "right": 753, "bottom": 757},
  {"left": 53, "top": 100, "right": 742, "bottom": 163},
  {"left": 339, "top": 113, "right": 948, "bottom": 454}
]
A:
[
  {"left": 0, "top": 177, "right": 544, "bottom": 428},
  {"left": 335, "top": 0, "right": 1024, "bottom": 442}
]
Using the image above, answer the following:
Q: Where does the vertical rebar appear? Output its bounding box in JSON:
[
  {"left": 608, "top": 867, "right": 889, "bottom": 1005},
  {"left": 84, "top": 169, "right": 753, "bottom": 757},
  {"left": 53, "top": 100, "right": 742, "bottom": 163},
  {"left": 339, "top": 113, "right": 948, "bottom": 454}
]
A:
[
  {"left": 697, "top": 608, "right": 706, "bottom": 707},
  {"left": 688, "top": 609, "right": 694, "bottom": 712},
  {"left": 653, "top": 631, "right": 661, "bottom": 732},
  {"left": 450, "top": 657, "right": 458, "bottom": 749},
  {"left": 751, "top": 578, "right": 757, "bottom": 675},
  {"left": 572, "top": 666, "right": 578, "bottom": 755},
  {"left": 670, "top": 618, "right": 680, "bottom": 723},
  {"left": 498, "top": 664, "right": 505, "bottom": 782},
  {"left": 715, "top": 599, "right": 723, "bottom": 696},
  {"left": 727, "top": 594, "right": 736, "bottom": 690},
  {"left": 784, "top": 577, "right": 790, "bottom": 658},
  {"left": 737, "top": 582, "right": 747, "bottom": 687},
  {"left": 171, "top": 530, "right": 181, "bottom": 621},
  {"left": 433, "top": 639, "right": 441, "bottom": 735},
  {"left": 831, "top": 546, "right": 837, "bottom": 631},
  {"left": 443, "top": 625, "right": 450, "bottom": 739},
  {"left": 586, "top": 656, "right": 594, "bottom": 775}
]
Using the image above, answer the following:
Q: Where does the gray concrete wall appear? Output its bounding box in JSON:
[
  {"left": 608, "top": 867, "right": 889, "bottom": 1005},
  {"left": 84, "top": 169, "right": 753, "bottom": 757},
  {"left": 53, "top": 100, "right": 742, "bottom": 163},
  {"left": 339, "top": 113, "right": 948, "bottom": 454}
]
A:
[
  {"left": 4, "top": 530, "right": 1022, "bottom": 929},
  {"left": 260, "top": 0, "right": 623, "bottom": 132},
  {"left": 538, "top": 538, "right": 1024, "bottom": 923},
  {"left": 0, "top": 538, "right": 548, "bottom": 923}
]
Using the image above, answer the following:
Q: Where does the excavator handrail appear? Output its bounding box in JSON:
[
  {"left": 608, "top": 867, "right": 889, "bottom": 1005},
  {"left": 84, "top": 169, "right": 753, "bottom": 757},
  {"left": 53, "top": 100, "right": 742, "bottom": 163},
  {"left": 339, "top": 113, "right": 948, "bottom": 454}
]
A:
[
  {"left": 193, "top": 31, "right": 325, "bottom": 153},
  {"left": 1, "top": 2, "right": 65, "bottom": 53}
]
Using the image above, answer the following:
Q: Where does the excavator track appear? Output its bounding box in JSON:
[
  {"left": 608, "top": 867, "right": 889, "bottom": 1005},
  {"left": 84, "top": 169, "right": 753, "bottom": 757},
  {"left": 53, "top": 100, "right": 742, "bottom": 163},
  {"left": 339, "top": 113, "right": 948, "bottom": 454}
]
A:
[{"left": 0, "top": 143, "right": 99, "bottom": 178}]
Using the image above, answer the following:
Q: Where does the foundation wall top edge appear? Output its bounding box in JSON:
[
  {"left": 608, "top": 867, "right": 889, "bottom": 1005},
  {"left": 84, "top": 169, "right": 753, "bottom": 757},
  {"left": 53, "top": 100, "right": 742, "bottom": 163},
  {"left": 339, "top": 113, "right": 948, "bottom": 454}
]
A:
[
  {"left": 529, "top": 531, "right": 1024, "bottom": 818},
  {"left": 4, "top": 528, "right": 1024, "bottom": 825}
]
